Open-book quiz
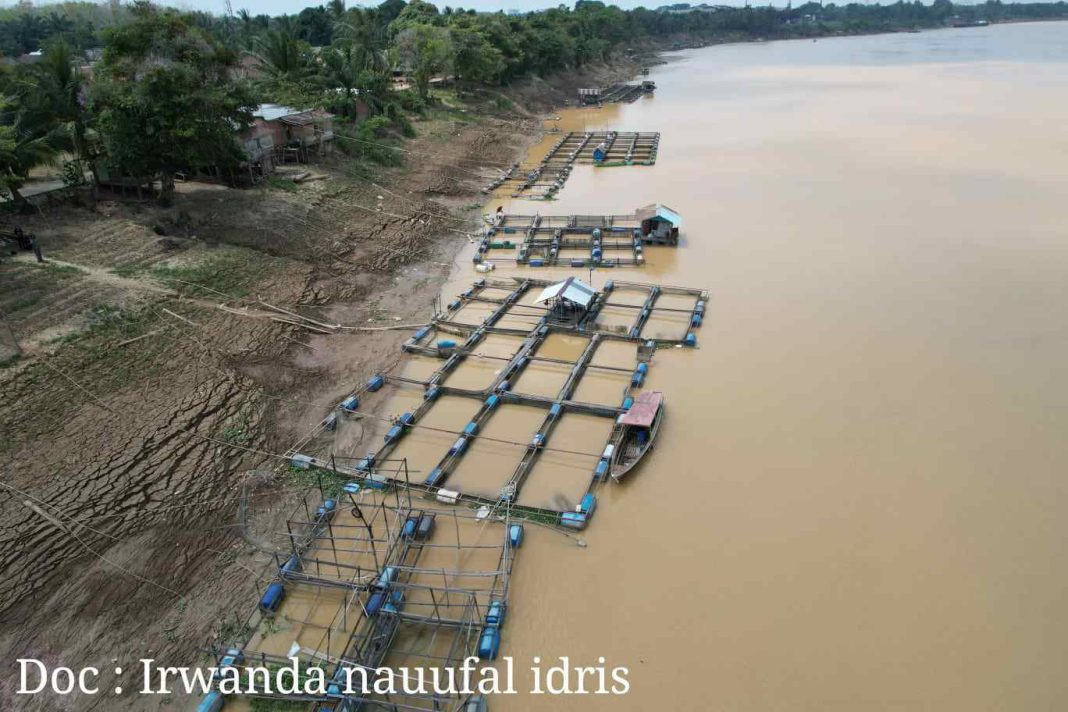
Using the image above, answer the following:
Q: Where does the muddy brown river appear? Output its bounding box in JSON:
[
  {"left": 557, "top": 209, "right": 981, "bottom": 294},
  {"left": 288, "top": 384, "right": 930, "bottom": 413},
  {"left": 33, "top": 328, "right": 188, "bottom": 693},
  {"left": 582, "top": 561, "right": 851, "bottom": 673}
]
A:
[{"left": 433, "top": 21, "right": 1068, "bottom": 711}]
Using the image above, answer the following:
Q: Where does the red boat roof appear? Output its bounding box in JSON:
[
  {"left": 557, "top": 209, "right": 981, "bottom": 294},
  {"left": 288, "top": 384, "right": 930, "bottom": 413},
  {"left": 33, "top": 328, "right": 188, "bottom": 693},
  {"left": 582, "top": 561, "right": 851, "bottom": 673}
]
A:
[{"left": 619, "top": 391, "right": 663, "bottom": 427}]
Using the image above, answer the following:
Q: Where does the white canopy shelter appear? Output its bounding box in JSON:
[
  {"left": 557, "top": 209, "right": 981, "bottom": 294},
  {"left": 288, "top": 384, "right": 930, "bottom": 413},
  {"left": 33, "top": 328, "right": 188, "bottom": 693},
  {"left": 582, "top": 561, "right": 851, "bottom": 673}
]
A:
[{"left": 534, "top": 277, "right": 597, "bottom": 308}]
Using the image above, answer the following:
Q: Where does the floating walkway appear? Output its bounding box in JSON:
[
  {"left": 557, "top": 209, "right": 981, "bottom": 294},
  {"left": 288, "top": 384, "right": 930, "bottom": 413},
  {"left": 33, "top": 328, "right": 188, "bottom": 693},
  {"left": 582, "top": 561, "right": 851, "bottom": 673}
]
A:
[
  {"left": 475, "top": 204, "right": 681, "bottom": 268},
  {"left": 483, "top": 131, "right": 660, "bottom": 200}
]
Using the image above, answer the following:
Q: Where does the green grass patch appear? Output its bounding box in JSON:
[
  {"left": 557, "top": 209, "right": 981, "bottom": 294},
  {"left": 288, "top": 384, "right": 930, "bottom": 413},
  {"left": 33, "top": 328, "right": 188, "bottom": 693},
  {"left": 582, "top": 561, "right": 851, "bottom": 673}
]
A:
[
  {"left": 266, "top": 175, "right": 298, "bottom": 192},
  {"left": 109, "top": 264, "right": 143, "bottom": 278},
  {"left": 7, "top": 293, "right": 42, "bottom": 312},
  {"left": 0, "top": 352, "right": 21, "bottom": 368},
  {"left": 217, "top": 613, "right": 253, "bottom": 645}
]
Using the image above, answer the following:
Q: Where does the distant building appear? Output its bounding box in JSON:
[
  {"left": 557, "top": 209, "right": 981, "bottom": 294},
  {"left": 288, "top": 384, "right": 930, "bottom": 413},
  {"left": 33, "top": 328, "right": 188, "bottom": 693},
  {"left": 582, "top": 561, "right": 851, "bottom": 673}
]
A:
[{"left": 248, "top": 104, "right": 336, "bottom": 164}]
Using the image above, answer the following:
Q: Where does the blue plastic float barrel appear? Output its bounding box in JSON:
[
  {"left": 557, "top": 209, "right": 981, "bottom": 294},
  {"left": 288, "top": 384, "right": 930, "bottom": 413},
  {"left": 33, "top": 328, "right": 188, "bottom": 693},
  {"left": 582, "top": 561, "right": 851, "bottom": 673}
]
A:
[
  {"left": 425, "top": 386, "right": 440, "bottom": 401},
  {"left": 383, "top": 590, "right": 405, "bottom": 614},
  {"left": 260, "top": 582, "right": 285, "bottom": 613},
  {"left": 437, "top": 339, "right": 457, "bottom": 349},
  {"left": 685, "top": 332, "right": 698, "bottom": 347},
  {"left": 315, "top": 499, "right": 337, "bottom": 521},
  {"left": 290, "top": 453, "right": 312, "bottom": 470},
  {"left": 478, "top": 627, "right": 500, "bottom": 660},
  {"left": 637, "top": 362, "right": 648, "bottom": 375},
  {"left": 367, "top": 375, "right": 385, "bottom": 392},
  {"left": 559, "top": 512, "right": 588, "bottom": 530},
  {"left": 485, "top": 394, "right": 499, "bottom": 408},
  {"left": 196, "top": 691, "right": 224, "bottom": 712},
  {"left": 580, "top": 493, "right": 597, "bottom": 516},
  {"left": 448, "top": 300, "right": 462, "bottom": 311},
  {"left": 486, "top": 600, "right": 506, "bottom": 627},
  {"left": 631, "top": 370, "right": 645, "bottom": 387},
  {"left": 281, "top": 555, "right": 302, "bottom": 575},
  {"left": 594, "top": 460, "right": 609, "bottom": 479},
  {"left": 424, "top": 467, "right": 444, "bottom": 487},
  {"left": 464, "top": 421, "right": 478, "bottom": 436},
  {"left": 366, "top": 591, "right": 385, "bottom": 616},
  {"left": 322, "top": 412, "right": 338, "bottom": 431},
  {"left": 400, "top": 412, "right": 414, "bottom": 425},
  {"left": 403, "top": 516, "right": 418, "bottom": 538},
  {"left": 692, "top": 314, "right": 702, "bottom": 328},
  {"left": 384, "top": 425, "right": 402, "bottom": 444},
  {"left": 622, "top": 396, "right": 634, "bottom": 409},
  {"left": 375, "top": 566, "right": 395, "bottom": 590},
  {"left": 509, "top": 524, "right": 524, "bottom": 548},
  {"left": 340, "top": 395, "right": 359, "bottom": 412}
]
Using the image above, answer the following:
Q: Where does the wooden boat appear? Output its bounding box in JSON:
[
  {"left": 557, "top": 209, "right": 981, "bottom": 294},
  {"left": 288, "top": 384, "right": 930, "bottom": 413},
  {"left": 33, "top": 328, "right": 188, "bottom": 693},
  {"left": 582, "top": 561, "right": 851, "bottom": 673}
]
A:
[{"left": 610, "top": 391, "right": 664, "bottom": 481}]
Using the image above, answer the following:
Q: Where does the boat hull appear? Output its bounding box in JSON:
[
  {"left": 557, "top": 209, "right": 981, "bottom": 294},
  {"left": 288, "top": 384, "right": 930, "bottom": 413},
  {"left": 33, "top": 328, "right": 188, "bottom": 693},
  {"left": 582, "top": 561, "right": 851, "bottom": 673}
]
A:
[{"left": 610, "top": 399, "right": 664, "bottom": 481}]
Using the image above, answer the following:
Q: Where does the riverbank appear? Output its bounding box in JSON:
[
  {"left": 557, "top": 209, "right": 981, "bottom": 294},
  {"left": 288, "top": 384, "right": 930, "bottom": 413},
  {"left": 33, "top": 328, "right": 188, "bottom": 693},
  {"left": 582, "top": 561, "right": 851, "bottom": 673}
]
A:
[{"left": 0, "top": 99, "right": 548, "bottom": 710}]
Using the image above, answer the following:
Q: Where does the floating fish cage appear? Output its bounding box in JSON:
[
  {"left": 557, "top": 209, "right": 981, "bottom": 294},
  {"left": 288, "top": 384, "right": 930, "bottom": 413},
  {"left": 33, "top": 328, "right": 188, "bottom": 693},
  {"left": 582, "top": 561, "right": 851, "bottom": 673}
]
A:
[
  {"left": 579, "top": 82, "right": 655, "bottom": 105},
  {"left": 484, "top": 131, "right": 660, "bottom": 200},
  {"left": 284, "top": 277, "right": 703, "bottom": 535},
  {"left": 204, "top": 481, "right": 522, "bottom": 712},
  {"left": 475, "top": 205, "right": 681, "bottom": 268}
]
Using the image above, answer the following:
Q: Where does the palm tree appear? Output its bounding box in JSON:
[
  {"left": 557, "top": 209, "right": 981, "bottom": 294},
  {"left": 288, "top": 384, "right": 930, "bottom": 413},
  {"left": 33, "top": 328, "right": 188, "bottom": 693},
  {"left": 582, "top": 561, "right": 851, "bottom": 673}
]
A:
[
  {"left": 333, "top": 8, "right": 390, "bottom": 74},
  {"left": 250, "top": 27, "right": 317, "bottom": 88},
  {"left": 0, "top": 124, "right": 60, "bottom": 204},
  {"left": 328, "top": 0, "right": 346, "bottom": 22},
  {"left": 17, "top": 44, "right": 92, "bottom": 177}
]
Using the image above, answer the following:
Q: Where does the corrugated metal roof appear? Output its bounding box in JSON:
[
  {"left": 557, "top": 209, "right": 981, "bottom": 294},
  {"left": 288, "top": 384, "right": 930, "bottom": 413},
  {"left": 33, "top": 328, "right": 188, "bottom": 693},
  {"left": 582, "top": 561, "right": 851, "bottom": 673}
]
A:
[
  {"left": 636, "top": 203, "right": 682, "bottom": 227},
  {"left": 254, "top": 103, "right": 305, "bottom": 121},
  {"left": 619, "top": 391, "right": 662, "bottom": 427},
  {"left": 534, "top": 277, "right": 596, "bottom": 308}
]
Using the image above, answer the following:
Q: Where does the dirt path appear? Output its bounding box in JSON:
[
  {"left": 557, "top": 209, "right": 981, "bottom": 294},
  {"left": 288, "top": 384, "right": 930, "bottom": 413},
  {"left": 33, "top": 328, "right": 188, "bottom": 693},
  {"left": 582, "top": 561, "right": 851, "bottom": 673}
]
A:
[{"left": 0, "top": 109, "right": 538, "bottom": 712}]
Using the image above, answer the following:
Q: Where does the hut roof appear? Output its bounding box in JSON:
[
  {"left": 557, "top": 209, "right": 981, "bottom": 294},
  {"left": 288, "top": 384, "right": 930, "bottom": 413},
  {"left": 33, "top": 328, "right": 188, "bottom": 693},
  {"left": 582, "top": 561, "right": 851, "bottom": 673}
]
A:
[
  {"left": 254, "top": 104, "right": 334, "bottom": 125},
  {"left": 534, "top": 277, "right": 596, "bottom": 308},
  {"left": 619, "top": 391, "right": 663, "bottom": 427},
  {"left": 636, "top": 203, "right": 682, "bottom": 227}
]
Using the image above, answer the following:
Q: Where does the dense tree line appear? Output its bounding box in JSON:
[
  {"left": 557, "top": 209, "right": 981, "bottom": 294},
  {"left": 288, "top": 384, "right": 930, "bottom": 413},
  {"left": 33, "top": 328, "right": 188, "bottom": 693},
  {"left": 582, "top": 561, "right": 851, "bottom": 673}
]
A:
[{"left": 0, "top": 0, "right": 1065, "bottom": 204}]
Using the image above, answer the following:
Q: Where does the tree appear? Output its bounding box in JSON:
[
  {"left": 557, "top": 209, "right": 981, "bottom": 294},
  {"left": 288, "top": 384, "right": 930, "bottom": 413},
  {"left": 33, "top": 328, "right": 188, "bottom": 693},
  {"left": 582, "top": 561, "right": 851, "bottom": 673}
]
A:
[
  {"left": 252, "top": 25, "right": 317, "bottom": 86},
  {"left": 450, "top": 24, "right": 503, "bottom": 88},
  {"left": 394, "top": 24, "right": 451, "bottom": 101},
  {"left": 0, "top": 121, "right": 60, "bottom": 203},
  {"left": 15, "top": 43, "right": 92, "bottom": 179},
  {"left": 389, "top": 0, "right": 442, "bottom": 37},
  {"left": 91, "top": 3, "right": 255, "bottom": 205},
  {"left": 327, "top": 0, "right": 346, "bottom": 22}
]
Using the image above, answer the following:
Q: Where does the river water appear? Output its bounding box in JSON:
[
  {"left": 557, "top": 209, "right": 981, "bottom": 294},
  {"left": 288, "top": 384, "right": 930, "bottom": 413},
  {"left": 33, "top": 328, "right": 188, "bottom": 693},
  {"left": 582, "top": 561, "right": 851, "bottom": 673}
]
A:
[{"left": 440, "top": 21, "right": 1068, "bottom": 711}]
